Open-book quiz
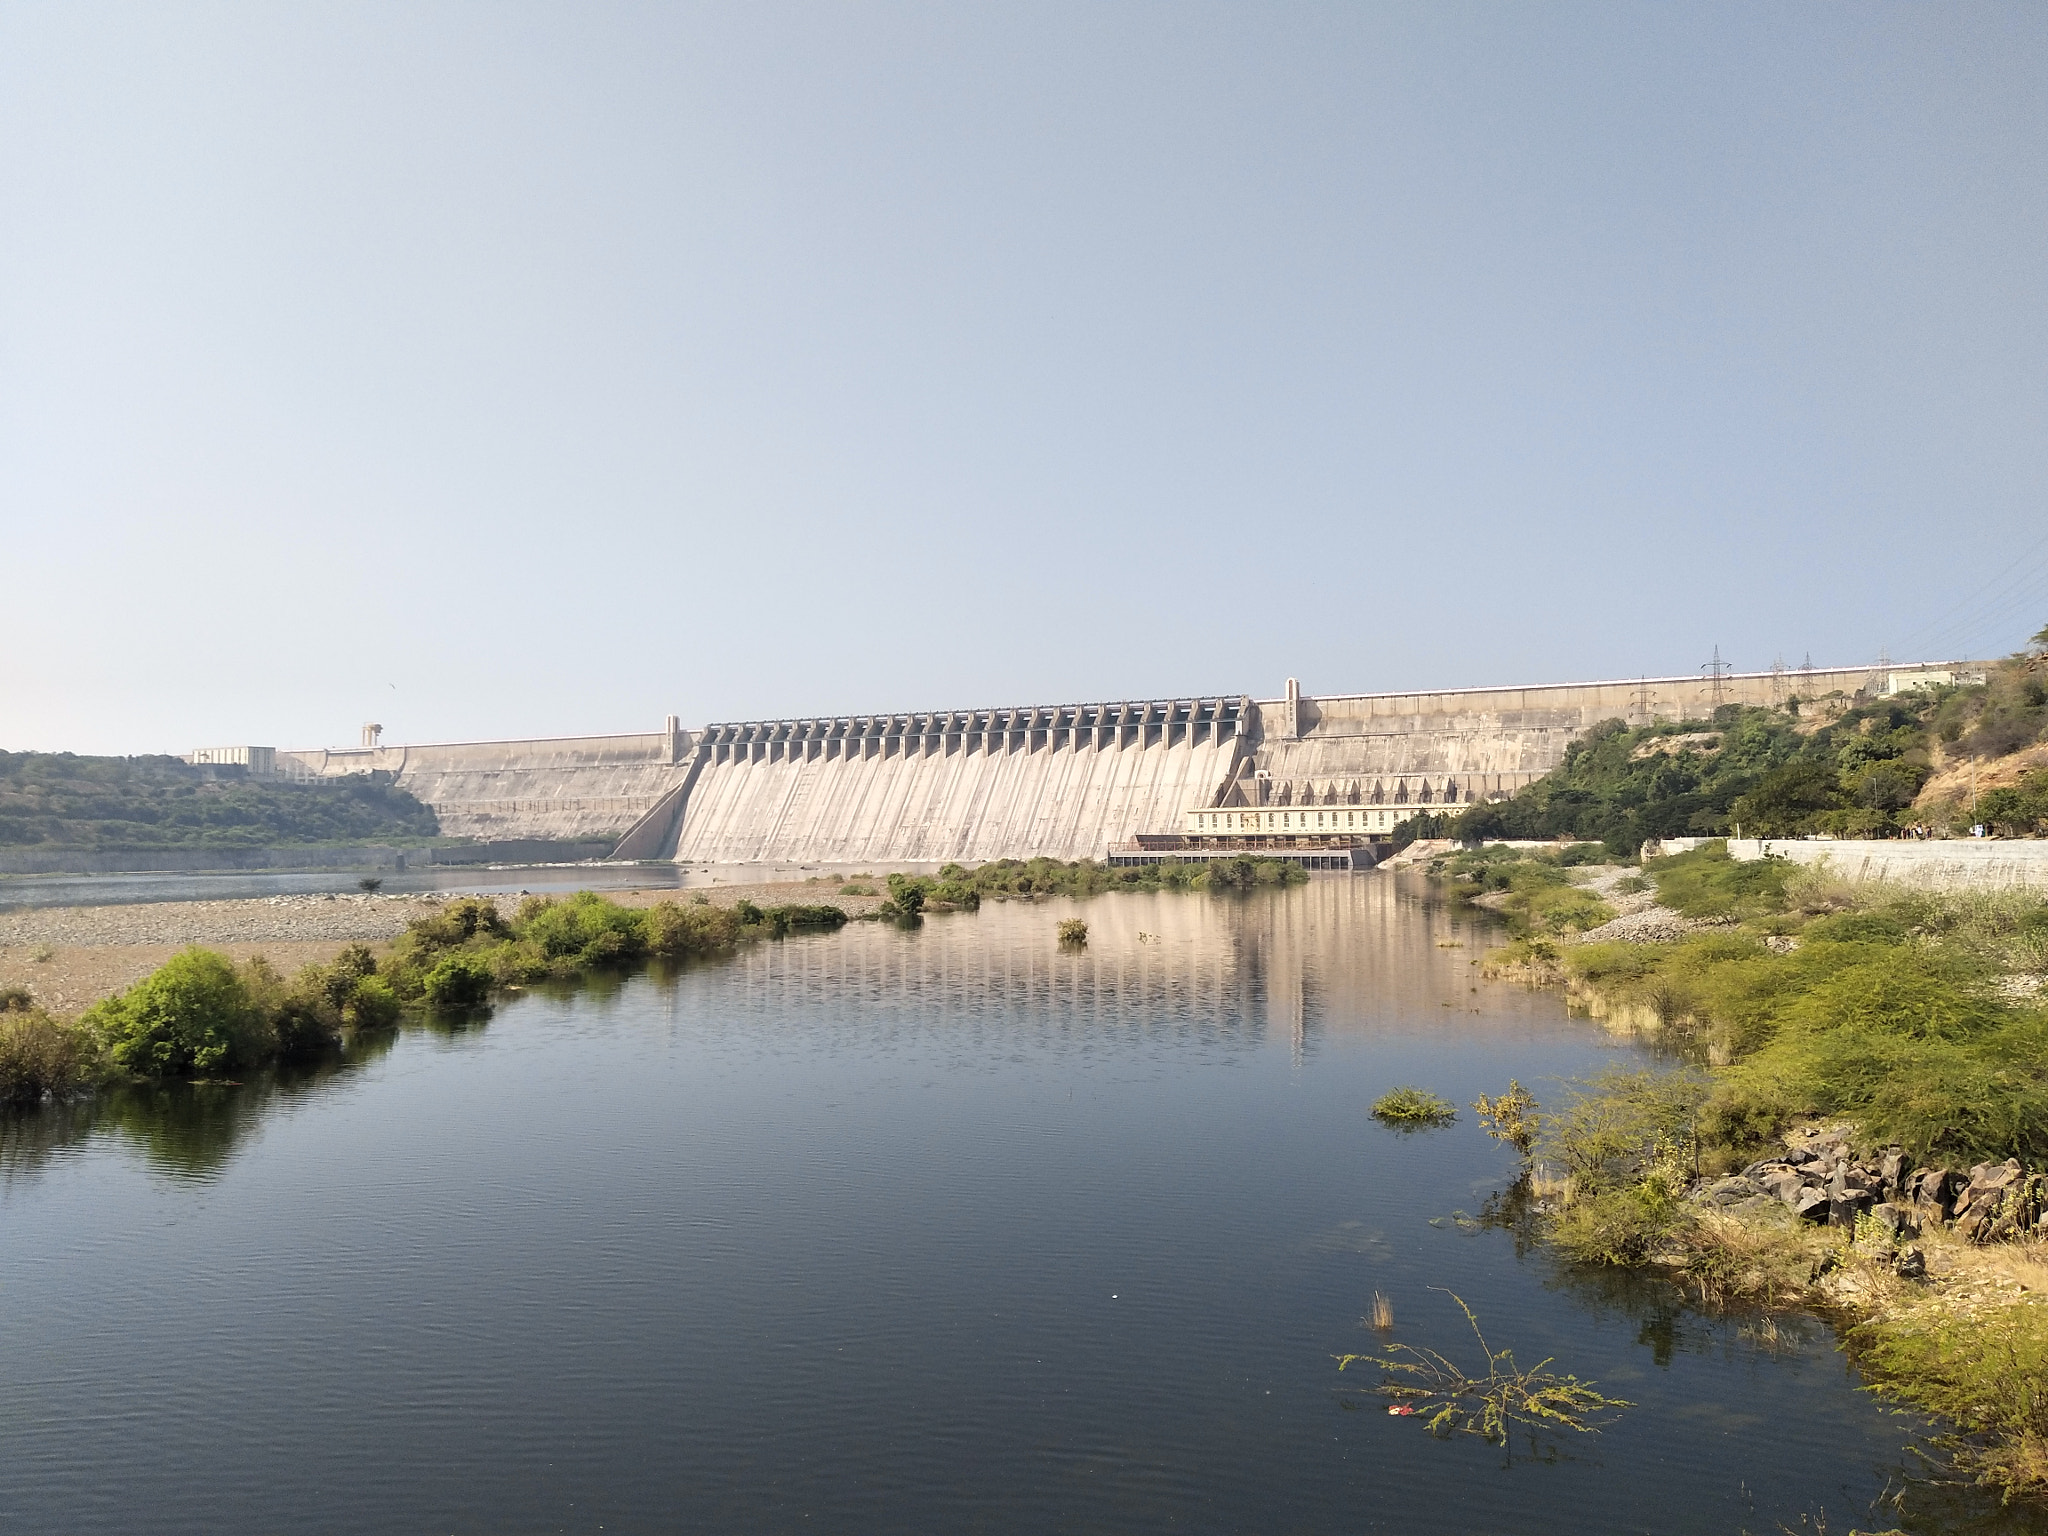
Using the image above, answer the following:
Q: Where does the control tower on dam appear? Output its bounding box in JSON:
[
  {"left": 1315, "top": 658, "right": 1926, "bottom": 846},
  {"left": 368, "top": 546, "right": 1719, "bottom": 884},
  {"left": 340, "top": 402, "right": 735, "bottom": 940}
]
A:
[{"left": 665, "top": 698, "right": 1252, "bottom": 865}]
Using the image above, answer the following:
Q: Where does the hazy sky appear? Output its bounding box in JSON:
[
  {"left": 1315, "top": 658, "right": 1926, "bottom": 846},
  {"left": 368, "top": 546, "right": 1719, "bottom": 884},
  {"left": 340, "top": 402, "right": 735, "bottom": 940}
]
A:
[{"left": 4, "top": 4, "right": 2045, "bottom": 755}]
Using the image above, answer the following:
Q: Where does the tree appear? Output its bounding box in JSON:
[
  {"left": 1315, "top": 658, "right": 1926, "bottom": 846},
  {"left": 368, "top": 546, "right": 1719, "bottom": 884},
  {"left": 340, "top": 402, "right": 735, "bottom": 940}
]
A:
[
  {"left": 1730, "top": 762, "right": 1845, "bottom": 836},
  {"left": 88, "top": 948, "right": 268, "bottom": 1076}
]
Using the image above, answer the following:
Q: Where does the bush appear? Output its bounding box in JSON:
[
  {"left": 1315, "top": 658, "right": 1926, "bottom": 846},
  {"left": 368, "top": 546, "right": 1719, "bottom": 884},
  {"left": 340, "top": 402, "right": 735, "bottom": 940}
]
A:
[
  {"left": 1057, "top": 918, "right": 1088, "bottom": 946},
  {"left": 1547, "top": 1182, "right": 1687, "bottom": 1267},
  {"left": 1852, "top": 1300, "right": 2048, "bottom": 1498},
  {"left": 0, "top": 1005, "right": 103, "bottom": 1104},
  {"left": 86, "top": 948, "right": 272, "bottom": 1077},
  {"left": 884, "top": 874, "right": 928, "bottom": 916},
  {"left": 516, "top": 891, "right": 648, "bottom": 969},
  {"left": 1371, "top": 1086, "right": 1457, "bottom": 1128},
  {"left": 1645, "top": 842, "right": 1792, "bottom": 920},
  {"left": 644, "top": 900, "right": 742, "bottom": 958},
  {"left": 760, "top": 904, "right": 850, "bottom": 935},
  {"left": 1205, "top": 854, "right": 1309, "bottom": 891},
  {"left": 422, "top": 953, "right": 494, "bottom": 1010},
  {"left": 344, "top": 975, "right": 401, "bottom": 1029},
  {"left": 407, "top": 897, "right": 508, "bottom": 950}
]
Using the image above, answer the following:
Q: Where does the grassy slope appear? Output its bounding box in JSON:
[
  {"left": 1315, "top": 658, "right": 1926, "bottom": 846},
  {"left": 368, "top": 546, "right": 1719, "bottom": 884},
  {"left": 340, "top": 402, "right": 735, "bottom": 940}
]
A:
[
  {"left": 1451, "top": 641, "right": 2048, "bottom": 854},
  {"left": 0, "top": 751, "right": 442, "bottom": 849}
]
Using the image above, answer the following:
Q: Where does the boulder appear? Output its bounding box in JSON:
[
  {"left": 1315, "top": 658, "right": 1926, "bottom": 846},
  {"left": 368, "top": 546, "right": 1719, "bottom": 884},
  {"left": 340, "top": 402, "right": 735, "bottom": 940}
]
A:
[
  {"left": 1761, "top": 1167, "right": 1809, "bottom": 1206},
  {"left": 1907, "top": 1167, "right": 1958, "bottom": 1221},
  {"left": 1878, "top": 1147, "right": 1910, "bottom": 1200},
  {"left": 1700, "top": 1175, "right": 1767, "bottom": 1208},
  {"left": 1870, "top": 1201, "right": 1919, "bottom": 1240},
  {"left": 1893, "top": 1245, "right": 1927, "bottom": 1280},
  {"left": 1829, "top": 1190, "right": 1875, "bottom": 1228},
  {"left": 1792, "top": 1187, "right": 1830, "bottom": 1223}
]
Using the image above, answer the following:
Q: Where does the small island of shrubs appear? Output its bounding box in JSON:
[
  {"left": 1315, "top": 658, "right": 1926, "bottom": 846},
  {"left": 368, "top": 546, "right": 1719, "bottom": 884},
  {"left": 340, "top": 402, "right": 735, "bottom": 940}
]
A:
[
  {"left": 2, "top": 856, "right": 1315, "bottom": 1104},
  {"left": 0, "top": 891, "right": 850, "bottom": 1101}
]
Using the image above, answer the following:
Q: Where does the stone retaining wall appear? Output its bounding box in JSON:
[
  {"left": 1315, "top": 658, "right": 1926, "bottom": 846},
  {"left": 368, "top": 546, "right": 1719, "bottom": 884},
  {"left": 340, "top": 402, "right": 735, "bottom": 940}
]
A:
[{"left": 1727, "top": 838, "right": 2048, "bottom": 891}]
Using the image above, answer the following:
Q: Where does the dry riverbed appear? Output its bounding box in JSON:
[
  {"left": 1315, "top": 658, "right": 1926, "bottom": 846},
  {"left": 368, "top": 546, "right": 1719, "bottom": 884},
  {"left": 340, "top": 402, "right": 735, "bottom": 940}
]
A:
[{"left": 0, "top": 878, "right": 886, "bottom": 1012}]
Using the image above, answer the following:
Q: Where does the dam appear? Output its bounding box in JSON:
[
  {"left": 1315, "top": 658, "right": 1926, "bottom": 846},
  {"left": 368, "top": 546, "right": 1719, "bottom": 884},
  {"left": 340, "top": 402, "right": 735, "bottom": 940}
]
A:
[{"left": 265, "top": 660, "right": 1941, "bottom": 865}]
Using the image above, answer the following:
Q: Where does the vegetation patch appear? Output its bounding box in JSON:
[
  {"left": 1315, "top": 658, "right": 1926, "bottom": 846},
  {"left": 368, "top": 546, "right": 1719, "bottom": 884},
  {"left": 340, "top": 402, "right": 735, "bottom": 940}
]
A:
[
  {"left": 1337, "top": 1291, "right": 1631, "bottom": 1442},
  {"left": 1437, "top": 845, "right": 1615, "bottom": 937},
  {"left": 1370, "top": 1086, "right": 1457, "bottom": 1128},
  {"left": 1851, "top": 1292, "right": 2048, "bottom": 1496},
  {"left": 0, "top": 993, "right": 104, "bottom": 1104},
  {"left": 0, "top": 751, "right": 442, "bottom": 850},
  {"left": 1447, "top": 630, "right": 2048, "bottom": 852}
]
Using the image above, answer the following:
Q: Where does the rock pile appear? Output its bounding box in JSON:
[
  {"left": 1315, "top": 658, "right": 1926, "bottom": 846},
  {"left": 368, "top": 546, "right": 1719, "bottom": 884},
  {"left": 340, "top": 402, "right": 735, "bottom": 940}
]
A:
[{"left": 1694, "top": 1126, "right": 2047, "bottom": 1246}]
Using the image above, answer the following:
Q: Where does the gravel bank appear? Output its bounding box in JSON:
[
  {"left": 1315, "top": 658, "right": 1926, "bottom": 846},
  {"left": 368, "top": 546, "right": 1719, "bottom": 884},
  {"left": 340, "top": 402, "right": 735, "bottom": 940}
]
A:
[
  {"left": 1564, "top": 865, "right": 1739, "bottom": 946},
  {"left": 0, "top": 879, "right": 890, "bottom": 1013}
]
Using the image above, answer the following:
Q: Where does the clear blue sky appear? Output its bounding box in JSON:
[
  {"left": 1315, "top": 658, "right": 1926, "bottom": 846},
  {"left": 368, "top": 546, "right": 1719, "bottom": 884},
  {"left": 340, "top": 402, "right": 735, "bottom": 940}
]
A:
[{"left": 4, "top": 4, "right": 2045, "bottom": 754}]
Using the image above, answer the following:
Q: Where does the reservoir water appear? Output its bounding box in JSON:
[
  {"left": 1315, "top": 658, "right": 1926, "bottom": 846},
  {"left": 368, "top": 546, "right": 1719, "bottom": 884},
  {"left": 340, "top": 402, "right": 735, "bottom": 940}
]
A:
[{"left": 0, "top": 878, "right": 2018, "bottom": 1533}]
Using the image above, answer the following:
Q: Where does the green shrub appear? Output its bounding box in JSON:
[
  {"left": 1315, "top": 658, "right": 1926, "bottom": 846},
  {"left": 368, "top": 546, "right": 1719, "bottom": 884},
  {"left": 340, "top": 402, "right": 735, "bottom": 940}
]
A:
[
  {"left": 644, "top": 900, "right": 742, "bottom": 958},
  {"left": 343, "top": 975, "right": 401, "bottom": 1029},
  {"left": 1057, "top": 918, "right": 1088, "bottom": 946},
  {"left": 1852, "top": 1300, "right": 2048, "bottom": 1498},
  {"left": 1539, "top": 1068, "right": 1705, "bottom": 1193},
  {"left": 925, "top": 879, "right": 982, "bottom": 911},
  {"left": 1646, "top": 841, "right": 1792, "bottom": 919},
  {"left": 1547, "top": 1182, "right": 1687, "bottom": 1267},
  {"left": 0, "top": 1005, "right": 104, "bottom": 1103},
  {"left": 1801, "top": 909, "right": 1910, "bottom": 945},
  {"left": 884, "top": 874, "right": 928, "bottom": 915},
  {"left": 762, "top": 904, "right": 850, "bottom": 934},
  {"left": 516, "top": 890, "right": 648, "bottom": 969},
  {"left": 1370, "top": 1086, "right": 1457, "bottom": 1128},
  {"left": 422, "top": 953, "right": 494, "bottom": 1010},
  {"left": 405, "top": 896, "right": 508, "bottom": 949},
  {"left": 87, "top": 948, "right": 270, "bottom": 1076},
  {"left": 1204, "top": 855, "right": 1309, "bottom": 890}
]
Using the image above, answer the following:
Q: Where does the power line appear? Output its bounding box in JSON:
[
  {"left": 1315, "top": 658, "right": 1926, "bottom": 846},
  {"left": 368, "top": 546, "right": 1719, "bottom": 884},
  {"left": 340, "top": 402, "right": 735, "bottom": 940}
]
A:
[
  {"left": 1890, "top": 528, "right": 2048, "bottom": 660},
  {"left": 1909, "top": 567, "right": 2048, "bottom": 662}
]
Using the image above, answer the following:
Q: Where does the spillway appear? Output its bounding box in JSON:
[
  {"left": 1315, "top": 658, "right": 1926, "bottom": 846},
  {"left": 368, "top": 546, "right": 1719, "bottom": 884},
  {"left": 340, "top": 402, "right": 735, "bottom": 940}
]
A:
[{"left": 669, "top": 699, "right": 1251, "bottom": 865}]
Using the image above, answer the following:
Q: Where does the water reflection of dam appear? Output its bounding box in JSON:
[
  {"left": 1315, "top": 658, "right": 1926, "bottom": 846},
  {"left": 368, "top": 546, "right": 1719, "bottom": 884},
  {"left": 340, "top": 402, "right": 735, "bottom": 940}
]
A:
[{"left": 685, "top": 877, "right": 1524, "bottom": 1057}]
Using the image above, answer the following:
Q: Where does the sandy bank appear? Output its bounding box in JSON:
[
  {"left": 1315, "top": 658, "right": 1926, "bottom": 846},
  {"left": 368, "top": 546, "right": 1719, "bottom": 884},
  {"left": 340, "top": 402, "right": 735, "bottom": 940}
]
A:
[{"left": 0, "top": 878, "right": 890, "bottom": 1012}]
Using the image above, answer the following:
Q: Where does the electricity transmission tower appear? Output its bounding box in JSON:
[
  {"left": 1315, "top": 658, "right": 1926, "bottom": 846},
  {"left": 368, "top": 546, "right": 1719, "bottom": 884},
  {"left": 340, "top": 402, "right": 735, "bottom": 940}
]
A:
[{"left": 1701, "top": 645, "right": 1733, "bottom": 710}]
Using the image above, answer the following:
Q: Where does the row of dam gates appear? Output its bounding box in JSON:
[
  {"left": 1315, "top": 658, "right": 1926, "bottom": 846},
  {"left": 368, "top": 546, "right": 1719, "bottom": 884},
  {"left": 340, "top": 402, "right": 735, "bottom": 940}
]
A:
[{"left": 273, "top": 662, "right": 1920, "bottom": 865}]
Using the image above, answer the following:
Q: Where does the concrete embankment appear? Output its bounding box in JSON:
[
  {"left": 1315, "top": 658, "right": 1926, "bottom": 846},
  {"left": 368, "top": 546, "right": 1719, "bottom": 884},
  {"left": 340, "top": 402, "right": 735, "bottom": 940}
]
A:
[
  {"left": 283, "top": 730, "right": 695, "bottom": 846},
  {"left": 1728, "top": 837, "right": 2048, "bottom": 891}
]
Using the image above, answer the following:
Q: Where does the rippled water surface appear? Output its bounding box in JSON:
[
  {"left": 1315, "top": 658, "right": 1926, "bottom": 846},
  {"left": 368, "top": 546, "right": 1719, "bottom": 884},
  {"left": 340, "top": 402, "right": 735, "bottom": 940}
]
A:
[{"left": 0, "top": 879, "right": 2015, "bottom": 1533}]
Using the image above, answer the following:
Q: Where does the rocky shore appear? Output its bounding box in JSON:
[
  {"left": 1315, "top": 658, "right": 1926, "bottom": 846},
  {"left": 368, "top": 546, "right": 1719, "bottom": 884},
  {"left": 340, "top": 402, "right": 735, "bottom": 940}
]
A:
[{"left": 1696, "top": 1124, "right": 2048, "bottom": 1266}]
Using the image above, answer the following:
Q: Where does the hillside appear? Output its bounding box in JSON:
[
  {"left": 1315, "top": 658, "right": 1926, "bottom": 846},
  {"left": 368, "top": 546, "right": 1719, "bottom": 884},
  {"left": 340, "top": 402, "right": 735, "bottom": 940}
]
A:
[
  {"left": 0, "top": 751, "right": 442, "bottom": 850},
  {"left": 1449, "top": 626, "right": 2048, "bottom": 854}
]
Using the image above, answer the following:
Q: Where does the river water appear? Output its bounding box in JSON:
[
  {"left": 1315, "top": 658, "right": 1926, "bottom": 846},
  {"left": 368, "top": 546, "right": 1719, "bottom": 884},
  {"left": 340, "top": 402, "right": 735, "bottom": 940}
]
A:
[{"left": 0, "top": 878, "right": 2020, "bottom": 1534}]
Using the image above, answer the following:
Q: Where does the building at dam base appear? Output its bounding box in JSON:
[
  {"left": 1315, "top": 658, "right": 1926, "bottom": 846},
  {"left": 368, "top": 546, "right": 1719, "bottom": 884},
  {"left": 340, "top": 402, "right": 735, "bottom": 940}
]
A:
[{"left": 249, "top": 661, "right": 1945, "bottom": 865}]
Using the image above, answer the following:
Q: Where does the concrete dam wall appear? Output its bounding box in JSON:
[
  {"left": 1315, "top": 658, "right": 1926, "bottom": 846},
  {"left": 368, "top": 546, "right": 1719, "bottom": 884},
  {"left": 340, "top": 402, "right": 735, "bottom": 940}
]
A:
[
  {"left": 282, "top": 727, "right": 694, "bottom": 845},
  {"left": 272, "top": 661, "right": 1956, "bottom": 863},
  {"left": 1241, "top": 665, "right": 1892, "bottom": 818},
  {"left": 671, "top": 699, "right": 1250, "bottom": 865}
]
